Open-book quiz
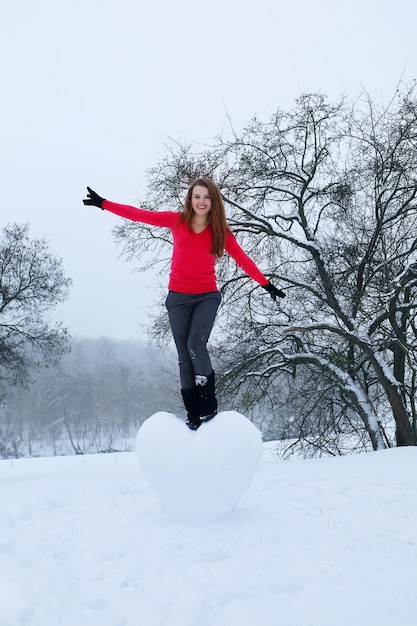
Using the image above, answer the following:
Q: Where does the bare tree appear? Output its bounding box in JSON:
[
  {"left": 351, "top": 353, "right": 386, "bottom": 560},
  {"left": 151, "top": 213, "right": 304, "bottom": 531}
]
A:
[
  {"left": 0, "top": 223, "right": 71, "bottom": 398},
  {"left": 114, "top": 84, "right": 417, "bottom": 453}
]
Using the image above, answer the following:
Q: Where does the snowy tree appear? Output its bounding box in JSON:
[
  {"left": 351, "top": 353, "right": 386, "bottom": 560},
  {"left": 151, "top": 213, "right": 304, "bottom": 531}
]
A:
[
  {"left": 114, "top": 83, "right": 417, "bottom": 452},
  {"left": 0, "top": 223, "right": 71, "bottom": 399}
]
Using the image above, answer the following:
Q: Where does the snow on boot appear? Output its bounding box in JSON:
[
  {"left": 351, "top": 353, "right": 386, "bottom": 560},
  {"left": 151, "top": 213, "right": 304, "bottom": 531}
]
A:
[
  {"left": 196, "top": 371, "right": 218, "bottom": 423},
  {"left": 181, "top": 387, "right": 201, "bottom": 431}
]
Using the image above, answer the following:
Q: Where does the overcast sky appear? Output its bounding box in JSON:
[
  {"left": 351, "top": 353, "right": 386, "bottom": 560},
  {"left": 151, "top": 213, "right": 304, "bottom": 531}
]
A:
[{"left": 1, "top": 0, "right": 416, "bottom": 340}]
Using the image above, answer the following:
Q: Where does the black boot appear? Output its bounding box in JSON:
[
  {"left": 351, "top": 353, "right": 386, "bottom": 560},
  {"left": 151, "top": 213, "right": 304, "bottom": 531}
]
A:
[
  {"left": 181, "top": 386, "right": 201, "bottom": 431},
  {"left": 196, "top": 371, "right": 218, "bottom": 423}
]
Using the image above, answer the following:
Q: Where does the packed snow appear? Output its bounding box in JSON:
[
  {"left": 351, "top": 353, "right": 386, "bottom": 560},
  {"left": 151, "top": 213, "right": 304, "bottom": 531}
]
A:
[
  {"left": 136, "top": 411, "right": 263, "bottom": 522},
  {"left": 1, "top": 411, "right": 417, "bottom": 626}
]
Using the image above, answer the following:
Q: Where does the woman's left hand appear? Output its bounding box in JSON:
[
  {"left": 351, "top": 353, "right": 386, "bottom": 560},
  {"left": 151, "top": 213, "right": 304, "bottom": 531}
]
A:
[{"left": 263, "top": 281, "right": 286, "bottom": 300}]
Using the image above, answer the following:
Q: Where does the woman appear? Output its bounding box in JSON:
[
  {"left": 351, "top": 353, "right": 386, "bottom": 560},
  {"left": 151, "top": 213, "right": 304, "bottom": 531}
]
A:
[{"left": 83, "top": 178, "right": 285, "bottom": 430}]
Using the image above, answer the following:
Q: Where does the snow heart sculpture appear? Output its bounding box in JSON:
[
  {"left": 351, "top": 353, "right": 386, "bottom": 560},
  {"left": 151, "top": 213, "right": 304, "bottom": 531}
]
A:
[{"left": 136, "top": 411, "right": 263, "bottom": 523}]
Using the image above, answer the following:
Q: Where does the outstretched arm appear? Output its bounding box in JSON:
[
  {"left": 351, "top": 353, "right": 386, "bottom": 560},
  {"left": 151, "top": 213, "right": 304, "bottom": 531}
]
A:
[
  {"left": 225, "top": 231, "right": 285, "bottom": 300},
  {"left": 83, "top": 187, "right": 177, "bottom": 228}
]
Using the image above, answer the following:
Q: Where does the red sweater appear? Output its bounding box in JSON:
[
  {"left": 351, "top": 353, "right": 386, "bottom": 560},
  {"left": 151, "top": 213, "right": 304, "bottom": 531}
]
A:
[{"left": 102, "top": 200, "right": 269, "bottom": 294}]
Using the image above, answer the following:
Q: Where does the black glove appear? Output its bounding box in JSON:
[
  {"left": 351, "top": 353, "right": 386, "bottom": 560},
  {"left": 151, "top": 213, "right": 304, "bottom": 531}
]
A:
[
  {"left": 263, "top": 281, "right": 286, "bottom": 301},
  {"left": 83, "top": 187, "right": 105, "bottom": 209}
]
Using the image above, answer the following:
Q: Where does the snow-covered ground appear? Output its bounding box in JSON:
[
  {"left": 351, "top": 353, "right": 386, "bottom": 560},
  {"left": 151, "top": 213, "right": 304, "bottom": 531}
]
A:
[{"left": 1, "top": 421, "right": 417, "bottom": 626}]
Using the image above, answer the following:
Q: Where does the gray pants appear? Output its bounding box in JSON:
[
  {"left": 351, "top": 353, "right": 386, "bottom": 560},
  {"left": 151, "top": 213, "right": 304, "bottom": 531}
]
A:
[{"left": 166, "top": 291, "right": 221, "bottom": 389}]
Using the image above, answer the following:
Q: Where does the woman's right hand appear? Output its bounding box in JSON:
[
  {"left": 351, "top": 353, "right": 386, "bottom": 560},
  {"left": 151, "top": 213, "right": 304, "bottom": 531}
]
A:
[{"left": 83, "top": 187, "right": 105, "bottom": 209}]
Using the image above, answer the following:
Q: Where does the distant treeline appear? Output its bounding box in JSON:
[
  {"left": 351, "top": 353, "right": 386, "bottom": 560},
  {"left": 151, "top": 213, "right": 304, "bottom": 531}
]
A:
[{"left": 0, "top": 337, "right": 179, "bottom": 458}]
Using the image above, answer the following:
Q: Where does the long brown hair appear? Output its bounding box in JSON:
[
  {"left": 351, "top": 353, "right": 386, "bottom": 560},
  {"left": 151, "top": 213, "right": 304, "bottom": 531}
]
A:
[{"left": 182, "top": 178, "right": 228, "bottom": 257}]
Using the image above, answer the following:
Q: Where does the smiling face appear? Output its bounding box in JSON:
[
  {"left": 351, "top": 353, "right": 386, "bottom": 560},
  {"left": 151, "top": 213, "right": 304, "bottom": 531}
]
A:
[
  {"left": 183, "top": 178, "right": 228, "bottom": 257},
  {"left": 191, "top": 185, "right": 212, "bottom": 220}
]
